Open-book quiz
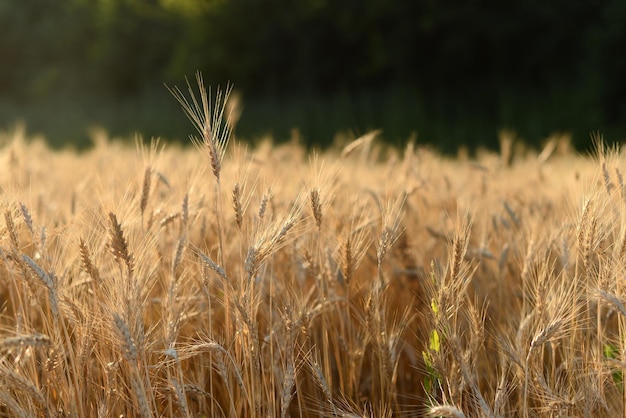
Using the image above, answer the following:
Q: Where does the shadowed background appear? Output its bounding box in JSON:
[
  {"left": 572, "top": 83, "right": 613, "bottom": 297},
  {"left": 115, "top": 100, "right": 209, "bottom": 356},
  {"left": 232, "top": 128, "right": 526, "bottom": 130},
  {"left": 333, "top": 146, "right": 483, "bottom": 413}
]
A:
[{"left": 1, "top": 0, "right": 624, "bottom": 152}]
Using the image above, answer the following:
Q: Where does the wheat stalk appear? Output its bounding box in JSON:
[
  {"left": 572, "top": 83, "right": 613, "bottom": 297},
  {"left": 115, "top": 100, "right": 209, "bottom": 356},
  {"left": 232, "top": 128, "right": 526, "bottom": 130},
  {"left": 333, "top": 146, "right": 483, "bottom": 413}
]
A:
[{"left": 167, "top": 72, "right": 233, "bottom": 182}]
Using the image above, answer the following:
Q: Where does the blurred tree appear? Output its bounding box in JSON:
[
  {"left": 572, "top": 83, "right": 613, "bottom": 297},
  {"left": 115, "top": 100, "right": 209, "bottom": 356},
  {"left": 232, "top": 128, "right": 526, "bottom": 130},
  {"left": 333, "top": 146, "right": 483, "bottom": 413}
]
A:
[
  {"left": 0, "top": 0, "right": 625, "bottom": 149},
  {"left": 587, "top": 0, "right": 626, "bottom": 125}
]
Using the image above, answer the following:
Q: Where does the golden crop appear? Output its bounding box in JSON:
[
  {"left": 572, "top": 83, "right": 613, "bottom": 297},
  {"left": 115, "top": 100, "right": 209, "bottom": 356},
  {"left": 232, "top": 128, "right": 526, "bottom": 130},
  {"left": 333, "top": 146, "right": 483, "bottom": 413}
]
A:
[{"left": 0, "top": 84, "right": 624, "bottom": 417}]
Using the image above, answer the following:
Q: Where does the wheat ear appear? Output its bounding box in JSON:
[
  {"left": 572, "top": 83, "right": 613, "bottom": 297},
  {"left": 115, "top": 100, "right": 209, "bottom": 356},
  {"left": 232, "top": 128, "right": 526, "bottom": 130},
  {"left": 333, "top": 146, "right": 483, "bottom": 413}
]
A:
[
  {"left": 79, "top": 238, "right": 101, "bottom": 283},
  {"left": 108, "top": 212, "right": 134, "bottom": 279},
  {"left": 233, "top": 182, "right": 243, "bottom": 230},
  {"left": 139, "top": 166, "right": 151, "bottom": 220}
]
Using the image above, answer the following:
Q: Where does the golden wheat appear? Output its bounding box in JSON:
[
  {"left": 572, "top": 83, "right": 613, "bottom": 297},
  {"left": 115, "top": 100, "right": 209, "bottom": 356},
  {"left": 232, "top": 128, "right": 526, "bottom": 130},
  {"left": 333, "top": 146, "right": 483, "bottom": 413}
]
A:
[{"left": 3, "top": 114, "right": 626, "bottom": 417}]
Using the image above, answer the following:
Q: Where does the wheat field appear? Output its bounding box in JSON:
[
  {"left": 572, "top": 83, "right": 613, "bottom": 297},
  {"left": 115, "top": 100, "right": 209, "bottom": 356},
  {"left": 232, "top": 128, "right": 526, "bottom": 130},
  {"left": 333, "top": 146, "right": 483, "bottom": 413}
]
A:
[{"left": 2, "top": 81, "right": 626, "bottom": 417}]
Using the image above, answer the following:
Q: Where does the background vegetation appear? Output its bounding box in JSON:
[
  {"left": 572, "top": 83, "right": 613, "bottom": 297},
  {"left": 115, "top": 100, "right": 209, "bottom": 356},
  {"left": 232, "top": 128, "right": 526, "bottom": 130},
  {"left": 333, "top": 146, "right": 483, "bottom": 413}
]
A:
[{"left": 1, "top": 0, "right": 626, "bottom": 151}]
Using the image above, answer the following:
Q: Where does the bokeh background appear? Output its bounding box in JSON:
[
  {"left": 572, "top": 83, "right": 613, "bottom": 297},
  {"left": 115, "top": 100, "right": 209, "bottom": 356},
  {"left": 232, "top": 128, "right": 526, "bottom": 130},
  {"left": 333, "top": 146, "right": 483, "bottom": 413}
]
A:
[{"left": 1, "top": 0, "right": 625, "bottom": 152}]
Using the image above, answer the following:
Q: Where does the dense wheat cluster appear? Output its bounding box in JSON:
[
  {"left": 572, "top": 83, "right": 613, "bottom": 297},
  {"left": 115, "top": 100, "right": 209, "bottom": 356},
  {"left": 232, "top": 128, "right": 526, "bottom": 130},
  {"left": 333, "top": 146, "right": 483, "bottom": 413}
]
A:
[{"left": 2, "top": 87, "right": 626, "bottom": 417}]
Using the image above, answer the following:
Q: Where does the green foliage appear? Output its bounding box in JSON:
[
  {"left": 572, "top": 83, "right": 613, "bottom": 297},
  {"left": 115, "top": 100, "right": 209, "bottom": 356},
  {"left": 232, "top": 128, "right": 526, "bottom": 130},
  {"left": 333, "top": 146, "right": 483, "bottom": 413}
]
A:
[
  {"left": 423, "top": 297, "right": 442, "bottom": 398},
  {"left": 604, "top": 343, "right": 624, "bottom": 390}
]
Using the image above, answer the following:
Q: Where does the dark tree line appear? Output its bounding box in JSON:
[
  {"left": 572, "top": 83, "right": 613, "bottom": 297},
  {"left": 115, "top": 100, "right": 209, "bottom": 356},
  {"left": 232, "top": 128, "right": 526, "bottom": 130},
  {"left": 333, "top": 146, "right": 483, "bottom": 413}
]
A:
[{"left": 1, "top": 0, "right": 625, "bottom": 149}]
